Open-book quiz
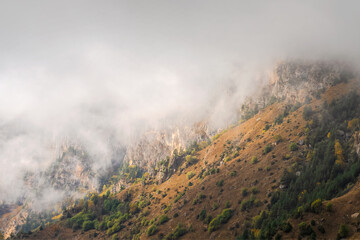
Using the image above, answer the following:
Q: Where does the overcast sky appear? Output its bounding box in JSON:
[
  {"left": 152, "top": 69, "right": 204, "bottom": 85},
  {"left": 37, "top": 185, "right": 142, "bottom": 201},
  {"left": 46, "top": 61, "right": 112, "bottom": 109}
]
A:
[{"left": 0, "top": 0, "right": 360, "bottom": 202}]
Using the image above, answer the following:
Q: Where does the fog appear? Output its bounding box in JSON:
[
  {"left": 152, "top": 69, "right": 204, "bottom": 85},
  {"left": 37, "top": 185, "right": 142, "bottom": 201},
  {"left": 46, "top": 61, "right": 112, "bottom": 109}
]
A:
[{"left": 0, "top": 0, "right": 360, "bottom": 203}]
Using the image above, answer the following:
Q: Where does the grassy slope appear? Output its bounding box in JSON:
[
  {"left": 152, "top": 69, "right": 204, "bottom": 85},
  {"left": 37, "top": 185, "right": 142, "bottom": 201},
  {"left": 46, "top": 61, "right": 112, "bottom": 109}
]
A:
[{"left": 20, "top": 80, "right": 360, "bottom": 240}]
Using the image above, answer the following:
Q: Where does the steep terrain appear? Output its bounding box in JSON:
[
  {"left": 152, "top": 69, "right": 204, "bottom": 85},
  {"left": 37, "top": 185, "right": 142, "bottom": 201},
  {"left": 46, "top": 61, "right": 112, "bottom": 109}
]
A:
[{"left": 3, "top": 61, "right": 360, "bottom": 240}]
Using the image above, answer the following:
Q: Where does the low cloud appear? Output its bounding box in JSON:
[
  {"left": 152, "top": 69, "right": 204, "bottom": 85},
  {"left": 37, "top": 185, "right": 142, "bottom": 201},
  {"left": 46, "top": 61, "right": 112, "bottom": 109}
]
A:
[{"left": 0, "top": 0, "right": 360, "bottom": 203}]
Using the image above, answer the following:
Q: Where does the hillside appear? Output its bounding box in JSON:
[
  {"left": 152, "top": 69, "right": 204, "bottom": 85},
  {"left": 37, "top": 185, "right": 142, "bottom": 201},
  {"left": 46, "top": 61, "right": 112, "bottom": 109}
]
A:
[{"left": 6, "top": 68, "right": 360, "bottom": 240}]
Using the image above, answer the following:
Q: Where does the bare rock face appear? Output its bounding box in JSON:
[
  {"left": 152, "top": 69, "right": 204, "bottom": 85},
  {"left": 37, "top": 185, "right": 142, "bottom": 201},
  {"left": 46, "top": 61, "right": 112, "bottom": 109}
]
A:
[
  {"left": 240, "top": 60, "right": 354, "bottom": 118},
  {"left": 353, "top": 131, "right": 360, "bottom": 155},
  {"left": 0, "top": 205, "right": 28, "bottom": 239},
  {"left": 269, "top": 61, "right": 351, "bottom": 103},
  {"left": 45, "top": 144, "right": 96, "bottom": 192},
  {"left": 23, "top": 143, "right": 97, "bottom": 196},
  {"left": 124, "top": 121, "right": 210, "bottom": 179}
]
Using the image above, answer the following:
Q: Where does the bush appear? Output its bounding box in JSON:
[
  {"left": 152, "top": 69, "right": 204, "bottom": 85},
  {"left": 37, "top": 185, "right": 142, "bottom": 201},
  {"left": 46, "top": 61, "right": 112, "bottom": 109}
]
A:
[
  {"left": 241, "top": 188, "right": 248, "bottom": 197},
  {"left": 187, "top": 172, "right": 195, "bottom": 180},
  {"left": 310, "top": 199, "right": 322, "bottom": 213},
  {"left": 303, "top": 106, "right": 313, "bottom": 120},
  {"left": 274, "top": 114, "right": 284, "bottom": 125},
  {"left": 253, "top": 211, "right": 268, "bottom": 229},
  {"left": 263, "top": 145, "right": 273, "bottom": 154},
  {"left": 198, "top": 209, "right": 207, "bottom": 221},
  {"left": 289, "top": 142, "right": 298, "bottom": 151},
  {"left": 280, "top": 221, "right": 293, "bottom": 233},
  {"left": 107, "top": 222, "right": 124, "bottom": 236},
  {"left": 111, "top": 234, "right": 119, "bottom": 240},
  {"left": 216, "top": 179, "right": 224, "bottom": 187},
  {"left": 82, "top": 220, "right": 95, "bottom": 231},
  {"left": 173, "top": 224, "right": 188, "bottom": 239},
  {"left": 158, "top": 214, "right": 169, "bottom": 225},
  {"left": 326, "top": 202, "right": 333, "bottom": 212},
  {"left": 208, "top": 209, "right": 233, "bottom": 232},
  {"left": 212, "top": 202, "right": 219, "bottom": 211},
  {"left": 337, "top": 224, "right": 349, "bottom": 239},
  {"left": 273, "top": 134, "right": 283, "bottom": 143},
  {"left": 95, "top": 221, "right": 107, "bottom": 231},
  {"left": 185, "top": 155, "right": 198, "bottom": 167},
  {"left": 147, "top": 225, "right": 158, "bottom": 236},
  {"left": 240, "top": 197, "right": 259, "bottom": 211},
  {"left": 250, "top": 187, "right": 259, "bottom": 194},
  {"left": 230, "top": 171, "right": 237, "bottom": 177},
  {"left": 251, "top": 156, "right": 258, "bottom": 164},
  {"left": 298, "top": 222, "right": 313, "bottom": 237},
  {"left": 318, "top": 225, "right": 325, "bottom": 234},
  {"left": 164, "top": 223, "right": 188, "bottom": 240}
]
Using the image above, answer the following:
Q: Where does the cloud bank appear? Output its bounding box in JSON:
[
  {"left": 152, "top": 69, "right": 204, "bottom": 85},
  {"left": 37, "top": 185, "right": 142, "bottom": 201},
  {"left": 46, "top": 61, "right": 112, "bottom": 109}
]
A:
[{"left": 0, "top": 0, "right": 360, "bottom": 202}]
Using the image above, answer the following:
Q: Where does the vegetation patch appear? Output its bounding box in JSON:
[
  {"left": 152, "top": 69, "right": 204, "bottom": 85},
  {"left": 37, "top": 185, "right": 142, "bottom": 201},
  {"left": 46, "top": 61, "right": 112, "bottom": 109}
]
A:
[{"left": 208, "top": 208, "right": 233, "bottom": 232}]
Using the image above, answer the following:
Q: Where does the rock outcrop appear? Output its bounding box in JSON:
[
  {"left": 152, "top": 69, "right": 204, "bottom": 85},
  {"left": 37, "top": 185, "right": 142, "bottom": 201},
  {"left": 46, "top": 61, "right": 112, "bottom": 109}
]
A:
[{"left": 124, "top": 121, "right": 210, "bottom": 180}]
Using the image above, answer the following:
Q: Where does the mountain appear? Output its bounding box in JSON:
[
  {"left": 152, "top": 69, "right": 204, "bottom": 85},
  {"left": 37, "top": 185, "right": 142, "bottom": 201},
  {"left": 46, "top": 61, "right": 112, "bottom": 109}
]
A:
[{"left": 3, "top": 60, "right": 360, "bottom": 240}]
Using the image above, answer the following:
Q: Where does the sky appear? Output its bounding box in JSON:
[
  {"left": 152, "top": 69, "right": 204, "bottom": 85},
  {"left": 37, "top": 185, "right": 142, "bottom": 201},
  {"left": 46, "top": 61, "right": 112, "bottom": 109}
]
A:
[{"left": 0, "top": 0, "right": 360, "bottom": 202}]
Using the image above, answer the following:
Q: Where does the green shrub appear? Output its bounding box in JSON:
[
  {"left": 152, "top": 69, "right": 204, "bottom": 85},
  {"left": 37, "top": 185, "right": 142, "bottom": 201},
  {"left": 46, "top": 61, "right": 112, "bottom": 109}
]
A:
[
  {"left": 240, "top": 197, "right": 258, "bottom": 211},
  {"left": 164, "top": 223, "right": 188, "bottom": 240},
  {"left": 185, "top": 155, "right": 198, "bottom": 167},
  {"left": 146, "top": 225, "right": 158, "bottom": 236},
  {"left": 263, "top": 145, "right": 273, "bottom": 154},
  {"left": 199, "top": 193, "right": 206, "bottom": 199},
  {"left": 230, "top": 171, "right": 237, "bottom": 177},
  {"left": 198, "top": 209, "right": 207, "bottom": 221},
  {"left": 158, "top": 214, "right": 169, "bottom": 225},
  {"left": 173, "top": 213, "right": 179, "bottom": 218},
  {"left": 298, "top": 222, "right": 313, "bottom": 237},
  {"left": 95, "top": 221, "right": 107, "bottom": 231},
  {"left": 250, "top": 187, "right": 259, "bottom": 194},
  {"left": 280, "top": 221, "right": 292, "bottom": 233},
  {"left": 326, "top": 202, "right": 333, "bottom": 212},
  {"left": 173, "top": 223, "right": 188, "bottom": 239},
  {"left": 174, "top": 192, "right": 184, "bottom": 203},
  {"left": 273, "top": 134, "right": 283, "bottom": 143},
  {"left": 310, "top": 199, "right": 322, "bottom": 214},
  {"left": 82, "top": 220, "right": 95, "bottom": 231},
  {"left": 296, "top": 206, "right": 304, "bottom": 218},
  {"left": 107, "top": 222, "right": 124, "bottom": 236},
  {"left": 204, "top": 215, "right": 213, "bottom": 224},
  {"left": 241, "top": 188, "right": 248, "bottom": 197},
  {"left": 274, "top": 113, "right": 284, "bottom": 125},
  {"left": 208, "top": 209, "right": 233, "bottom": 232},
  {"left": 253, "top": 211, "right": 268, "bottom": 229},
  {"left": 212, "top": 202, "right": 219, "bottom": 211},
  {"left": 289, "top": 142, "right": 298, "bottom": 151},
  {"left": 251, "top": 156, "right": 258, "bottom": 164},
  {"left": 216, "top": 179, "right": 224, "bottom": 187},
  {"left": 337, "top": 224, "right": 349, "bottom": 239},
  {"left": 187, "top": 172, "right": 195, "bottom": 180},
  {"left": 111, "top": 234, "right": 119, "bottom": 240}
]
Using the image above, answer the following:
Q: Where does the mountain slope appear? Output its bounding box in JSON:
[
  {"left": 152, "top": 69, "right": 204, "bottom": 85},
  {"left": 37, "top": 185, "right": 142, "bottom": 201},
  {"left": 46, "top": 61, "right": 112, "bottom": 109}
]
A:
[{"left": 7, "top": 63, "right": 360, "bottom": 240}]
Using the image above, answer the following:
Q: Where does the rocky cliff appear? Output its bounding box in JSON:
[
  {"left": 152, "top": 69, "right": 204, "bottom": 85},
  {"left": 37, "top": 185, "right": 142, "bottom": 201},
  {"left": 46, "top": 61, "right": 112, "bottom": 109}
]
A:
[
  {"left": 240, "top": 60, "right": 354, "bottom": 118},
  {"left": 123, "top": 121, "right": 210, "bottom": 181}
]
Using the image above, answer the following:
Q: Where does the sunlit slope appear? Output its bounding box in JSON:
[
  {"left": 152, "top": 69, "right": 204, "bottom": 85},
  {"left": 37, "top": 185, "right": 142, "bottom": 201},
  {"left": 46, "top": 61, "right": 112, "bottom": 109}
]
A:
[{"left": 19, "top": 79, "right": 360, "bottom": 240}]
